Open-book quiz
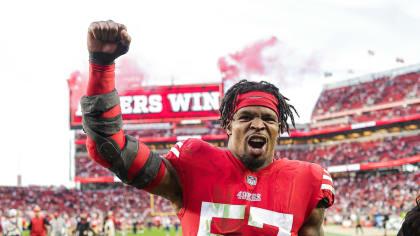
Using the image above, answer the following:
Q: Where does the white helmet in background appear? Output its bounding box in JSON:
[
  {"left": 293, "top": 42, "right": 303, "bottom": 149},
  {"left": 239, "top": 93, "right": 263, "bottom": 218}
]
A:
[{"left": 8, "top": 209, "right": 17, "bottom": 217}]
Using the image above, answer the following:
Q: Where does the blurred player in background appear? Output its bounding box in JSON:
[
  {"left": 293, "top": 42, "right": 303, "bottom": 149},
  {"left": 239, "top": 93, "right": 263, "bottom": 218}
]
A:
[
  {"left": 383, "top": 211, "right": 390, "bottom": 236},
  {"left": 170, "top": 216, "right": 180, "bottom": 236},
  {"left": 0, "top": 212, "right": 3, "bottom": 236},
  {"left": 103, "top": 214, "right": 115, "bottom": 236},
  {"left": 89, "top": 213, "right": 102, "bottom": 235},
  {"left": 82, "top": 20, "right": 335, "bottom": 236},
  {"left": 130, "top": 214, "right": 137, "bottom": 235},
  {"left": 29, "top": 206, "right": 49, "bottom": 236},
  {"left": 163, "top": 216, "right": 171, "bottom": 236},
  {"left": 50, "top": 212, "right": 66, "bottom": 236},
  {"left": 50, "top": 213, "right": 63, "bottom": 236},
  {"left": 3, "top": 209, "right": 22, "bottom": 236},
  {"left": 74, "top": 213, "right": 95, "bottom": 236},
  {"left": 355, "top": 214, "right": 363, "bottom": 235}
]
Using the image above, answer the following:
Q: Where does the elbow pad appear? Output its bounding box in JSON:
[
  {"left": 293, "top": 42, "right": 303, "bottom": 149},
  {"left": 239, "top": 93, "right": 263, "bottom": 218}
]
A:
[{"left": 81, "top": 90, "right": 162, "bottom": 188}]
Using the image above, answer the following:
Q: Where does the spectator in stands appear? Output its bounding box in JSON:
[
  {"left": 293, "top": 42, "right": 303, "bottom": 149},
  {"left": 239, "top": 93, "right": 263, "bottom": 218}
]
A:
[
  {"left": 29, "top": 206, "right": 49, "bottom": 236},
  {"left": 397, "top": 195, "right": 420, "bottom": 236}
]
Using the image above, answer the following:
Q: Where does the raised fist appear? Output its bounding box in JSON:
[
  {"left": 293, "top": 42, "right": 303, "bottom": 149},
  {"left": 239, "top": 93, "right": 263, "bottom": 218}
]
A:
[{"left": 87, "top": 20, "right": 131, "bottom": 65}]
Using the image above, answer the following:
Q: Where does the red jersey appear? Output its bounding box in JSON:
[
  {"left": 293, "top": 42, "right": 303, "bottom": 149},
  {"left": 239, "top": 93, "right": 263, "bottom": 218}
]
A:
[
  {"left": 30, "top": 217, "right": 48, "bottom": 236},
  {"left": 165, "top": 138, "right": 334, "bottom": 236}
]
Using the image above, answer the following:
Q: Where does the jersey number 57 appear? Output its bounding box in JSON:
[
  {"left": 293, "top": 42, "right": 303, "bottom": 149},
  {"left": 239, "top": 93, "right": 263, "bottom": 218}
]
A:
[{"left": 197, "top": 201, "right": 293, "bottom": 236}]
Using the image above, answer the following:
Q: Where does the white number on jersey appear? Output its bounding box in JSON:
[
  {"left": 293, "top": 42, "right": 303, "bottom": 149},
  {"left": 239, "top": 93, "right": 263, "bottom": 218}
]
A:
[{"left": 197, "top": 201, "right": 293, "bottom": 236}]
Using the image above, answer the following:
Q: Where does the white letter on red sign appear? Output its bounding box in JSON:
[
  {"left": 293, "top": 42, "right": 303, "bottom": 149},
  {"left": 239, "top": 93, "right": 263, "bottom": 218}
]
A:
[
  {"left": 167, "top": 93, "right": 192, "bottom": 112},
  {"left": 132, "top": 95, "right": 149, "bottom": 113},
  {"left": 191, "top": 93, "right": 203, "bottom": 111},
  {"left": 202, "top": 92, "right": 219, "bottom": 111},
  {"left": 120, "top": 96, "right": 133, "bottom": 114},
  {"left": 149, "top": 95, "right": 163, "bottom": 113}
]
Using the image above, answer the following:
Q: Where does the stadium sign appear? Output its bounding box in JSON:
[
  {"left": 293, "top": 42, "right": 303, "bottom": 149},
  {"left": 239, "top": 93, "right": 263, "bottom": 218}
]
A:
[{"left": 70, "top": 83, "right": 223, "bottom": 128}]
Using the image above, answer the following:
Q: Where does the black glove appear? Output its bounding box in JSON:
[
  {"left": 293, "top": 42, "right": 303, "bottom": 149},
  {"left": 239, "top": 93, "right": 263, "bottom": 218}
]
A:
[{"left": 89, "top": 42, "right": 129, "bottom": 65}]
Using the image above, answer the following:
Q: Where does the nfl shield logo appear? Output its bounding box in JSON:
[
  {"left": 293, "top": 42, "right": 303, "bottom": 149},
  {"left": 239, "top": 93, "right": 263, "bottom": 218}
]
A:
[{"left": 246, "top": 176, "right": 257, "bottom": 186}]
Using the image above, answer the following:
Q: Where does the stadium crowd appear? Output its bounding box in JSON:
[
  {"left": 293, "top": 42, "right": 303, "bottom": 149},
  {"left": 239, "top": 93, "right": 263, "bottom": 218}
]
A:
[
  {"left": 75, "top": 120, "right": 231, "bottom": 140},
  {"left": 312, "top": 72, "right": 419, "bottom": 117},
  {"left": 76, "top": 156, "right": 113, "bottom": 178},
  {"left": 349, "top": 103, "right": 420, "bottom": 123},
  {"left": 0, "top": 170, "right": 417, "bottom": 234},
  {"left": 0, "top": 185, "right": 180, "bottom": 236},
  {"left": 326, "top": 171, "right": 419, "bottom": 229},
  {"left": 10, "top": 68, "right": 418, "bottom": 234},
  {"left": 310, "top": 103, "right": 420, "bottom": 132},
  {"left": 0, "top": 185, "right": 149, "bottom": 218},
  {"left": 276, "top": 133, "right": 420, "bottom": 166},
  {"left": 75, "top": 101, "right": 420, "bottom": 141},
  {"left": 75, "top": 132, "right": 420, "bottom": 177}
]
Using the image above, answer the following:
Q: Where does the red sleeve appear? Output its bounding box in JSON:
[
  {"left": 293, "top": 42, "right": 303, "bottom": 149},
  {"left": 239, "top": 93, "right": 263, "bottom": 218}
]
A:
[
  {"left": 163, "top": 138, "right": 198, "bottom": 216},
  {"left": 87, "top": 63, "right": 115, "bottom": 96},
  {"left": 85, "top": 62, "right": 167, "bottom": 188},
  {"left": 164, "top": 140, "right": 187, "bottom": 184},
  {"left": 303, "top": 164, "right": 335, "bottom": 223},
  {"left": 85, "top": 63, "right": 124, "bottom": 167},
  {"left": 85, "top": 62, "right": 125, "bottom": 151},
  {"left": 318, "top": 168, "right": 335, "bottom": 208}
]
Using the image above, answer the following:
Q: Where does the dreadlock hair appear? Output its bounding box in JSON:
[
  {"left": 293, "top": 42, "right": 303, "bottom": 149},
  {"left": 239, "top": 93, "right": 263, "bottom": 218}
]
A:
[{"left": 219, "top": 79, "right": 299, "bottom": 134}]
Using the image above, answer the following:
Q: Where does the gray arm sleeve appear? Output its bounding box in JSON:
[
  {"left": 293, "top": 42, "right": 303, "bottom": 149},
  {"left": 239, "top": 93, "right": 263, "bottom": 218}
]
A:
[{"left": 80, "top": 89, "right": 162, "bottom": 188}]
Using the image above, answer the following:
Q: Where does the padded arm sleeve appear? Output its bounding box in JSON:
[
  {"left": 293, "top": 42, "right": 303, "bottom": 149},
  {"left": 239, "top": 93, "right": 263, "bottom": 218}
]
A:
[{"left": 81, "top": 62, "right": 166, "bottom": 190}]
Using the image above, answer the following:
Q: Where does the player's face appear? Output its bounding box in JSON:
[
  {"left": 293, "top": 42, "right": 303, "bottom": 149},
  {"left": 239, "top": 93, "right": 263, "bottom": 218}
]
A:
[{"left": 227, "top": 106, "right": 279, "bottom": 171}]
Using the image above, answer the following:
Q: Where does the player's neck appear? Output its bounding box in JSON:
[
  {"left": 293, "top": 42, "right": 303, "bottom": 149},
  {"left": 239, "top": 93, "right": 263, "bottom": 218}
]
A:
[
  {"left": 248, "top": 157, "right": 274, "bottom": 172},
  {"left": 228, "top": 149, "right": 274, "bottom": 172}
]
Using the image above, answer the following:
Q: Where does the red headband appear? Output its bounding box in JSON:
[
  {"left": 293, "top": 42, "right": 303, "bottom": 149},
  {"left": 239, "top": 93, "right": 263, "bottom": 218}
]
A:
[{"left": 233, "top": 91, "right": 279, "bottom": 118}]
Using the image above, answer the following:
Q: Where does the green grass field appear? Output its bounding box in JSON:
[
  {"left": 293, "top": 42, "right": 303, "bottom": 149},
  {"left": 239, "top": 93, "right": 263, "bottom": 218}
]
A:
[
  {"left": 122, "top": 229, "right": 181, "bottom": 236},
  {"left": 122, "top": 230, "right": 344, "bottom": 236},
  {"left": 119, "top": 229, "right": 395, "bottom": 236},
  {"left": 22, "top": 227, "right": 396, "bottom": 236},
  {"left": 117, "top": 231, "right": 363, "bottom": 236}
]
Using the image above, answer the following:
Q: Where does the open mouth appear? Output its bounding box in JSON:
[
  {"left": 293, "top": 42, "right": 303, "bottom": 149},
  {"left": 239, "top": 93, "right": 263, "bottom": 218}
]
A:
[{"left": 247, "top": 135, "right": 267, "bottom": 155}]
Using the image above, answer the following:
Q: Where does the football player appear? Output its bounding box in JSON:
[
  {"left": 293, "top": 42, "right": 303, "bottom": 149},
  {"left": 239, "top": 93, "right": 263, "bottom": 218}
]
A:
[{"left": 82, "top": 20, "right": 335, "bottom": 236}]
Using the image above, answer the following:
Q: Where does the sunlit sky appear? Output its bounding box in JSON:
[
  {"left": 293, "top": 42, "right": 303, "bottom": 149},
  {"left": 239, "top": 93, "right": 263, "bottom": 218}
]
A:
[{"left": 1, "top": 0, "right": 419, "bottom": 186}]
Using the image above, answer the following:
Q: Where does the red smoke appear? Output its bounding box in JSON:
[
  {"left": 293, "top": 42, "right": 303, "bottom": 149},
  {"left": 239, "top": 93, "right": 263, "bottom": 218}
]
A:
[
  {"left": 115, "top": 57, "right": 148, "bottom": 91},
  {"left": 218, "top": 36, "right": 321, "bottom": 87},
  {"left": 67, "top": 57, "right": 148, "bottom": 118}
]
